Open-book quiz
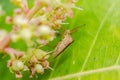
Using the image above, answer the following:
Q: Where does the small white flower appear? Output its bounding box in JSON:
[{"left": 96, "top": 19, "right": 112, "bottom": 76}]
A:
[
  {"left": 37, "top": 25, "right": 51, "bottom": 36},
  {"left": 12, "top": 60, "right": 24, "bottom": 72},
  {"left": 20, "top": 28, "right": 33, "bottom": 41},
  {"left": 13, "top": 15, "right": 28, "bottom": 27}
]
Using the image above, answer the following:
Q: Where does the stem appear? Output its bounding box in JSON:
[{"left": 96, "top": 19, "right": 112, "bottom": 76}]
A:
[
  {"left": 0, "top": 35, "right": 11, "bottom": 51},
  {"left": 21, "top": 0, "right": 29, "bottom": 14},
  {"left": 4, "top": 47, "right": 23, "bottom": 59},
  {"left": 26, "top": 1, "right": 42, "bottom": 21}
]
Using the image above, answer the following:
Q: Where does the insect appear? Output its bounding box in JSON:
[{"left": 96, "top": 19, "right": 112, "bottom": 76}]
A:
[{"left": 53, "top": 24, "right": 85, "bottom": 58}]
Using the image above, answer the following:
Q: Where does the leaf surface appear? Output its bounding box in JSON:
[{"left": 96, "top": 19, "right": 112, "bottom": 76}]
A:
[{"left": 0, "top": 0, "right": 120, "bottom": 80}]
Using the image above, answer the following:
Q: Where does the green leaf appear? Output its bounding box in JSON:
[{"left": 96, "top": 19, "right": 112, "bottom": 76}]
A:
[{"left": 0, "top": 0, "right": 120, "bottom": 80}]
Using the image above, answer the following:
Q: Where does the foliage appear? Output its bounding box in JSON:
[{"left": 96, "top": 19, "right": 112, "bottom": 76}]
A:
[{"left": 0, "top": 0, "right": 120, "bottom": 80}]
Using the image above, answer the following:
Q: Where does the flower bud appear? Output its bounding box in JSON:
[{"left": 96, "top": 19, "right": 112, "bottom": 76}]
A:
[
  {"left": 20, "top": 28, "right": 33, "bottom": 41},
  {"left": 15, "top": 73, "right": 22, "bottom": 78},
  {"left": 36, "top": 25, "right": 55, "bottom": 41},
  {"left": 14, "top": 8, "right": 22, "bottom": 14},
  {"left": 6, "top": 16, "right": 13, "bottom": 24},
  {"left": 13, "top": 15, "right": 28, "bottom": 27},
  {"left": 11, "top": 60, "right": 24, "bottom": 72},
  {"left": 34, "top": 49, "right": 47, "bottom": 60},
  {"left": 37, "top": 25, "right": 51, "bottom": 36},
  {"left": 35, "top": 64, "right": 44, "bottom": 74}
]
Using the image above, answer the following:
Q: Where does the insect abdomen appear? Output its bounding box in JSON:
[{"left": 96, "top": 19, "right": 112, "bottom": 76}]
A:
[{"left": 53, "top": 34, "right": 73, "bottom": 58}]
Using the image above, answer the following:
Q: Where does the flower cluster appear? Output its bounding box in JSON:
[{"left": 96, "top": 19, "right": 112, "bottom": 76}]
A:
[{"left": 0, "top": 0, "right": 80, "bottom": 78}]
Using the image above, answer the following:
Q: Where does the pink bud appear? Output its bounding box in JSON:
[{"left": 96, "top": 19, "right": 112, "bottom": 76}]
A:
[
  {"left": 30, "top": 68, "right": 36, "bottom": 77},
  {"left": 12, "top": 25, "right": 19, "bottom": 31},
  {"left": 7, "top": 60, "right": 12, "bottom": 67},
  {"left": 50, "top": 30, "right": 55, "bottom": 37},
  {"left": 34, "top": 0, "right": 41, "bottom": 6},
  {"left": 24, "top": 8, "right": 29, "bottom": 14},
  {"left": 14, "top": 8, "right": 22, "bottom": 14},
  {"left": 39, "top": 39, "right": 48, "bottom": 45},
  {"left": 21, "top": 1, "right": 29, "bottom": 14},
  {"left": 45, "top": 6, "right": 52, "bottom": 12},
  {"left": 41, "top": 60, "right": 49, "bottom": 69},
  {"left": 6, "top": 16, "right": 12, "bottom": 24}
]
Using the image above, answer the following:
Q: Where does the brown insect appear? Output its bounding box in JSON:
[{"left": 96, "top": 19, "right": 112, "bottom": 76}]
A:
[{"left": 53, "top": 24, "right": 85, "bottom": 58}]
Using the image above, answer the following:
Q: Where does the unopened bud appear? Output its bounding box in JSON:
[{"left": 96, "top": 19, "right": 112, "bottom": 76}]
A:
[
  {"left": 12, "top": 60, "right": 24, "bottom": 72},
  {"left": 14, "top": 8, "right": 22, "bottom": 14},
  {"left": 35, "top": 64, "right": 44, "bottom": 74},
  {"left": 6, "top": 16, "right": 13, "bottom": 24},
  {"left": 20, "top": 28, "right": 33, "bottom": 41}
]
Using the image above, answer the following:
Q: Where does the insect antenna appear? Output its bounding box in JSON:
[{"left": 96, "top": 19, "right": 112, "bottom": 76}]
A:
[
  {"left": 61, "top": 22, "right": 69, "bottom": 25},
  {"left": 73, "top": 6, "right": 83, "bottom": 11},
  {"left": 70, "top": 24, "right": 86, "bottom": 34}
]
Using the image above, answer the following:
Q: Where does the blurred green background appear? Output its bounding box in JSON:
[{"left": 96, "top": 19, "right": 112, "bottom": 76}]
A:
[{"left": 0, "top": 0, "right": 120, "bottom": 80}]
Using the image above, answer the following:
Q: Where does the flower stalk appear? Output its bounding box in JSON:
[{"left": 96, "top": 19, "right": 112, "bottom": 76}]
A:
[{"left": 0, "top": 0, "right": 81, "bottom": 78}]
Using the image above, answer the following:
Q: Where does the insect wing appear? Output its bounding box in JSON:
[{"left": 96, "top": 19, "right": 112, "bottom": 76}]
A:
[{"left": 53, "top": 34, "right": 73, "bottom": 58}]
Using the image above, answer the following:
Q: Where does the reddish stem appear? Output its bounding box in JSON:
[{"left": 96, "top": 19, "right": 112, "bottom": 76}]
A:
[
  {"left": 0, "top": 35, "right": 11, "bottom": 51},
  {"left": 21, "top": 0, "right": 29, "bottom": 14},
  {"left": 4, "top": 47, "right": 23, "bottom": 58},
  {"left": 26, "top": 1, "right": 42, "bottom": 20}
]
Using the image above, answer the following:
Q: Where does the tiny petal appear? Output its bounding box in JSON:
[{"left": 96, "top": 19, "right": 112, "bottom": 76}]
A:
[
  {"left": 16, "top": 73, "right": 22, "bottom": 78},
  {"left": 7, "top": 60, "right": 12, "bottom": 67},
  {"left": 41, "top": 60, "right": 49, "bottom": 69},
  {"left": 14, "top": 8, "right": 22, "bottom": 14}
]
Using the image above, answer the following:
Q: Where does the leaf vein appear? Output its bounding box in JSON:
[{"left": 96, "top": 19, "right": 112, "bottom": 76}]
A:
[
  {"left": 80, "top": 1, "right": 117, "bottom": 72},
  {"left": 50, "top": 65, "right": 120, "bottom": 80}
]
